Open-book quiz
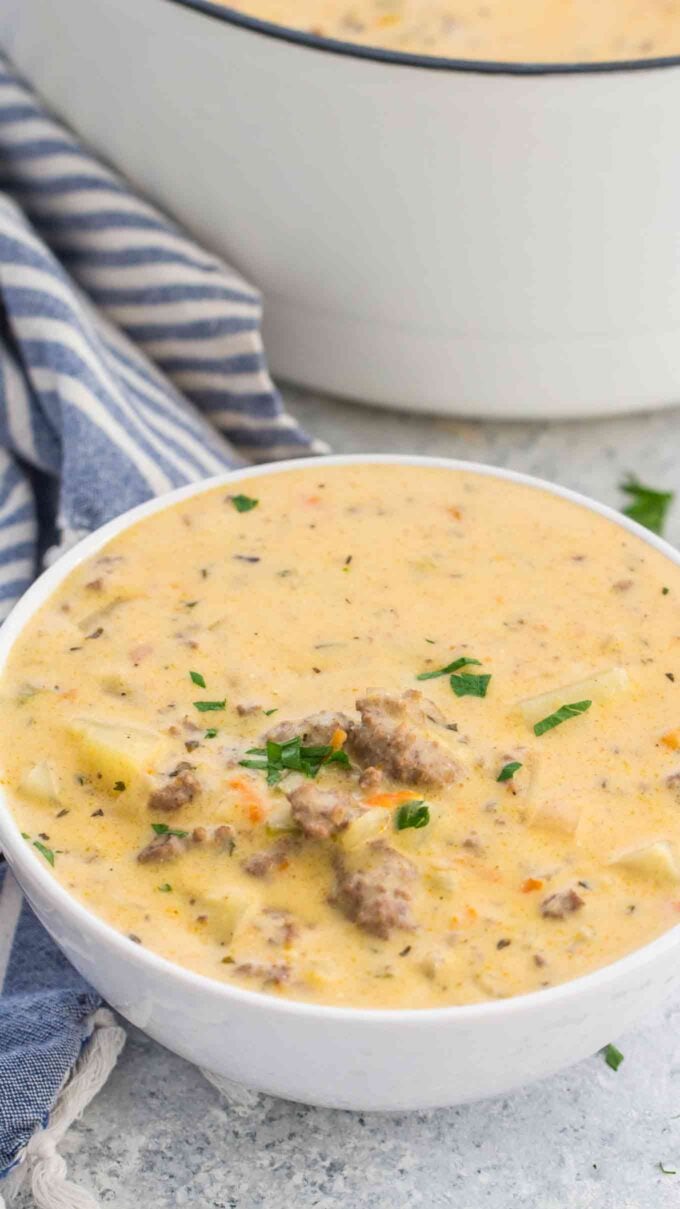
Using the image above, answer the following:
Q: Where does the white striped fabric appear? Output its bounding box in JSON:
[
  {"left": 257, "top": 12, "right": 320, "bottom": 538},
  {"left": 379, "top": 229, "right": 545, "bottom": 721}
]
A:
[{"left": 0, "top": 53, "right": 325, "bottom": 622}]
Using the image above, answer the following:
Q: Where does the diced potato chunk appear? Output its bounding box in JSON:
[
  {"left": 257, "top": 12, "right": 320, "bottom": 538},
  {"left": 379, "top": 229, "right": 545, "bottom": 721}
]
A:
[
  {"left": 474, "top": 968, "right": 514, "bottom": 999},
  {"left": 425, "top": 858, "right": 457, "bottom": 893},
  {"left": 608, "top": 840, "right": 680, "bottom": 884},
  {"left": 265, "top": 802, "right": 297, "bottom": 835},
  {"left": 20, "top": 761, "right": 59, "bottom": 803},
  {"left": 518, "top": 666, "right": 628, "bottom": 728},
  {"left": 100, "top": 671, "right": 135, "bottom": 697},
  {"left": 339, "top": 807, "right": 389, "bottom": 851},
  {"left": 68, "top": 718, "right": 164, "bottom": 792},
  {"left": 199, "top": 885, "right": 261, "bottom": 942},
  {"left": 529, "top": 798, "right": 582, "bottom": 836},
  {"left": 77, "top": 592, "right": 136, "bottom": 634}
]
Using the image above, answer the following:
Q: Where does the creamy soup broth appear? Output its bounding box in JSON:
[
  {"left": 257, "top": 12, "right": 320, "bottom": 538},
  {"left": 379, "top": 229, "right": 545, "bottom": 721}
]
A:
[
  {"left": 2, "top": 463, "right": 680, "bottom": 1009},
  {"left": 225, "top": 0, "right": 680, "bottom": 62}
]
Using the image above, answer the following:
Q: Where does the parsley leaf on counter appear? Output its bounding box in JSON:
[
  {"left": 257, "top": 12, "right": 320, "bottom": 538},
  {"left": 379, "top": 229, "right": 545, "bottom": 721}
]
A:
[
  {"left": 451, "top": 672, "right": 491, "bottom": 698},
  {"left": 417, "top": 656, "right": 481, "bottom": 681},
  {"left": 151, "top": 823, "right": 189, "bottom": 839},
  {"left": 497, "top": 761, "right": 522, "bottom": 782},
  {"left": 602, "top": 1043, "right": 624, "bottom": 1071},
  {"left": 240, "top": 737, "right": 350, "bottom": 786},
  {"left": 534, "top": 700, "right": 591, "bottom": 736},
  {"left": 230, "top": 493, "right": 259, "bottom": 513},
  {"left": 204, "top": 728, "right": 218, "bottom": 739},
  {"left": 158, "top": 883, "right": 173, "bottom": 893},
  {"left": 193, "top": 699, "right": 226, "bottom": 712},
  {"left": 395, "top": 800, "right": 430, "bottom": 830},
  {"left": 620, "top": 476, "right": 674, "bottom": 535},
  {"left": 190, "top": 670, "right": 206, "bottom": 688}
]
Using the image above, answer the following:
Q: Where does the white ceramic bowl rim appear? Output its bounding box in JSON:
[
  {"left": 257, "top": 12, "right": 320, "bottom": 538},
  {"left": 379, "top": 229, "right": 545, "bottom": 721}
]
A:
[
  {"left": 171, "top": 0, "right": 680, "bottom": 75},
  {"left": 2, "top": 452, "right": 680, "bottom": 1027}
]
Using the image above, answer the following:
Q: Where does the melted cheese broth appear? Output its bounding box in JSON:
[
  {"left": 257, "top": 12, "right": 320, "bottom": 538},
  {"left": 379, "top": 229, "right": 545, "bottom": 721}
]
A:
[
  {"left": 226, "top": 0, "right": 680, "bottom": 62},
  {"left": 2, "top": 464, "right": 680, "bottom": 1009}
]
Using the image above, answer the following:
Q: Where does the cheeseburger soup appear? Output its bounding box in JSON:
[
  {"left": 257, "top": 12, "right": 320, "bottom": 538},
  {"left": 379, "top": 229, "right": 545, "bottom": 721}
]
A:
[
  {"left": 225, "top": 0, "right": 680, "bottom": 63},
  {"left": 3, "top": 463, "right": 680, "bottom": 1009}
]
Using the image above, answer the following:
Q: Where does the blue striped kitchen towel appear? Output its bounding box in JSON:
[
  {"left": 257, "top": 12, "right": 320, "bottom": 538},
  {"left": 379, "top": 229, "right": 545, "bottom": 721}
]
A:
[{"left": 0, "top": 51, "right": 324, "bottom": 1208}]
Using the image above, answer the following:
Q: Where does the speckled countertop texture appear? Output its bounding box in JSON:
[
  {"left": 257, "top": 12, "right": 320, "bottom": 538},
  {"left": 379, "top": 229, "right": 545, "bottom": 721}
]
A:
[{"left": 14, "top": 392, "right": 680, "bottom": 1208}]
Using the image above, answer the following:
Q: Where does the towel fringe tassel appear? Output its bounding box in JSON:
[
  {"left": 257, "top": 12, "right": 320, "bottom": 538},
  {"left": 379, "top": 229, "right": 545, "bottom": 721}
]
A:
[
  {"left": 200, "top": 1068, "right": 264, "bottom": 1116},
  {"left": 0, "top": 1008, "right": 125, "bottom": 1209}
]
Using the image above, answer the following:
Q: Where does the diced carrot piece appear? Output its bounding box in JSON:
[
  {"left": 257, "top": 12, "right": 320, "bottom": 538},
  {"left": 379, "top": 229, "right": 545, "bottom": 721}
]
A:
[
  {"left": 364, "top": 791, "right": 420, "bottom": 809},
  {"left": 228, "top": 774, "right": 264, "bottom": 824},
  {"left": 479, "top": 867, "right": 502, "bottom": 884},
  {"left": 521, "top": 877, "right": 544, "bottom": 893},
  {"left": 330, "top": 728, "right": 347, "bottom": 751},
  {"left": 447, "top": 505, "right": 463, "bottom": 521},
  {"left": 661, "top": 729, "right": 680, "bottom": 750}
]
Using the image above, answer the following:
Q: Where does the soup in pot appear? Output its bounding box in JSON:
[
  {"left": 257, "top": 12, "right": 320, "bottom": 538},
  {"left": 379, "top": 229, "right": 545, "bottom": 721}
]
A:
[
  {"left": 2, "top": 463, "right": 680, "bottom": 1009},
  {"left": 225, "top": 0, "right": 680, "bottom": 63}
]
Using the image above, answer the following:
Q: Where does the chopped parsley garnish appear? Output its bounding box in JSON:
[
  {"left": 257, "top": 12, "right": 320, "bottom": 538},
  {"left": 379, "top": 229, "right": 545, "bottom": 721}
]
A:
[
  {"left": 263, "top": 708, "right": 278, "bottom": 716},
  {"left": 660, "top": 1163, "right": 677, "bottom": 1175},
  {"left": 395, "top": 800, "right": 430, "bottom": 831},
  {"left": 534, "top": 700, "right": 592, "bottom": 736},
  {"left": 113, "top": 781, "right": 126, "bottom": 792},
  {"left": 21, "top": 831, "right": 29, "bottom": 839},
  {"left": 240, "top": 736, "right": 350, "bottom": 786},
  {"left": 190, "top": 670, "right": 206, "bottom": 688},
  {"left": 204, "top": 728, "right": 218, "bottom": 739},
  {"left": 620, "top": 475, "right": 675, "bottom": 535},
  {"left": 663, "top": 587, "right": 670, "bottom": 595},
  {"left": 230, "top": 493, "right": 259, "bottom": 513},
  {"left": 158, "top": 883, "right": 173, "bottom": 893},
  {"left": 497, "top": 761, "right": 522, "bottom": 782},
  {"left": 602, "top": 1042, "right": 624, "bottom": 1071},
  {"left": 151, "top": 823, "right": 189, "bottom": 838},
  {"left": 417, "top": 656, "right": 481, "bottom": 681},
  {"left": 33, "top": 840, "right": 55, "bottom": 866},
  {"left": 193, "top": 699, "right": 226, "bottom": 712},
  {"left": 451, "top": 672, "right": 491, "bottom": 698}
]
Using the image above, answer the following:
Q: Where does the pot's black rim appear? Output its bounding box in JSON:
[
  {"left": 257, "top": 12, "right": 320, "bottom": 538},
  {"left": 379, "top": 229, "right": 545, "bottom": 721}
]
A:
[{"left": 168, "top": 0, "right": 680, "bottom": 75}]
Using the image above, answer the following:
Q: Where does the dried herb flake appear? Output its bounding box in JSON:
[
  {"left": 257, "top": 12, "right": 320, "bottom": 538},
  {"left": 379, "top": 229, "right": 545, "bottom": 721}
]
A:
[
  {"left": 230, "top": 494, "right": 259, "bottom": 513},
  {"left": 534, "top": 700, "right": 591, "bottom": 737},
  {"left": 395, "top": 800, "right": 430, "bottom": 831}
]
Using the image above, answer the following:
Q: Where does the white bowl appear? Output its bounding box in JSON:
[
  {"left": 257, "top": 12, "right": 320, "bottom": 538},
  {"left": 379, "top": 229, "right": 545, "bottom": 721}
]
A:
[
  {"left": 4, "top": 1, "right": 680, "bottom": 417},
  {"left": 1, "top": 455, "right": 680, "bottom": 1111}
]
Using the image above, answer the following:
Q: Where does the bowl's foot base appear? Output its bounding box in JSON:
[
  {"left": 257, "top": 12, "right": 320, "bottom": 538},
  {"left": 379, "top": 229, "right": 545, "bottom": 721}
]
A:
[{"left": 264, "top": 297, "right": 680, "bottom": 420}]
